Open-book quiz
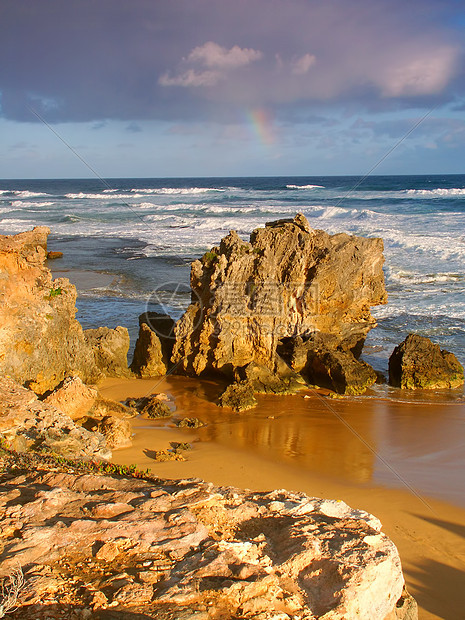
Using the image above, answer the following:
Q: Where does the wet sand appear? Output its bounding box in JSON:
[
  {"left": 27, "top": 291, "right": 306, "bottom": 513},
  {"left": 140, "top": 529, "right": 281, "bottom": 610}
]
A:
[{"left": 100, "top": 376, "right": 465, "bottom": 620}]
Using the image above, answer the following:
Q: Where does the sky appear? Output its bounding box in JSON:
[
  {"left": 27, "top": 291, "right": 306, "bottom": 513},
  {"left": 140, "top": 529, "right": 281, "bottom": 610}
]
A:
[{"left": 1, "top": 0, "right": 465, "bottom": 179}]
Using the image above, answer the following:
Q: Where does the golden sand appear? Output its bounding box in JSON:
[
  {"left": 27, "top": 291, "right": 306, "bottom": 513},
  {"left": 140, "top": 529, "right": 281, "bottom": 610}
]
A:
[{"left": 100, "top": 376, "right": 465, "bottom": 620}]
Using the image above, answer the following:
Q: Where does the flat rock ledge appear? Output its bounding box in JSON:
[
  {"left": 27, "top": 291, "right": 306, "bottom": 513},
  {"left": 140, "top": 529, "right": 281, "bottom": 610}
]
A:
[{"left": 0, "top": 464, "right": 416, "bottom": 619}]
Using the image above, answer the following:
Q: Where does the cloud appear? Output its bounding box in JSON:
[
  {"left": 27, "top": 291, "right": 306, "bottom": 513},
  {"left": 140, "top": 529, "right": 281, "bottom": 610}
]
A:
[
  {"left": 159, "top": 41, "right": 263, "bottom": 87},
  {"left": 0, "top": 0, "right": 463, "bottom": 125},
  {"left": 159, "top": 69, "right": 221, "bottom": 87},
  {"left": 291, "top": 53, "right": 317, "bottom": 75},
  {"left": 187, "top": 41, "right": 262, "bottom": 69}
]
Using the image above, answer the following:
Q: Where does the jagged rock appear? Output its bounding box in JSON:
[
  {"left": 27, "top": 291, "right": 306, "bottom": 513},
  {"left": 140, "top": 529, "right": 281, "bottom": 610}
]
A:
[
  {"left": 85, "top": 326, "right": 130, "bottom": 377},
  {"left": 389, "top": 334, "right": 464, "bottom": 389},
  {"left": 0, "top": 466, "right": 415, "bottom": 619},
  {"left": 43, "top": 375, "right": 98, "bottom": 420},
  {"left": 131, "top": 323, "right": 167, "bottom": 377},
  {"left": 0, "top": 227, "right": 101, "bottom": 393},
  {"left": 0, "top": 376, "right": 110, "bottom": 460},
  {"left": 172, "top": 214, "right": 386, "bottom": 379},
  {"left": 175, "top": 417, "right": 205, "bottom": 428},
  {"left": 98, "top": 415, "right": 132, "bottom": 449},
  {"left": 219, "top": 381, "right": 258, "bottom": 412},
  {"left": 131, "top": 312, "right": 176, "bottom": 377},
  {"left": 305, "top": 347, "right": 377, "bottom": 395}
]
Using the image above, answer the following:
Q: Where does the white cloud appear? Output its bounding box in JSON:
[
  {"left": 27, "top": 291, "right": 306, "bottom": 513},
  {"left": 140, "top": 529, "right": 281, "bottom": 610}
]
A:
[
  {"left": 187, "top": 41, "right": 263, "bottom": 68},
  {"left": 380, "top": 47, "right": 458, "bottom": 97},
  {"left": 159, "top": 68, "right": 221, "bottom": 87},
  {"left": 291, "top": 53, "right": 316, "bottom": 75}
]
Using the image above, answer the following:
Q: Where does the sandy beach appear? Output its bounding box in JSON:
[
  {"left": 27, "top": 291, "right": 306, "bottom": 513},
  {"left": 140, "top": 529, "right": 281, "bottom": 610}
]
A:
[{"left": 100, "top": 376, "right": 465, "bottom": 620}]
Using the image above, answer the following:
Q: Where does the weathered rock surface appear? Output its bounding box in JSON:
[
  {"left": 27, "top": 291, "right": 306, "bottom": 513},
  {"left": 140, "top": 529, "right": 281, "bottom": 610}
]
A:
[
  {"left": 0, "top": 228, "right": 131, "bottom": 393},
  {"left": 0, "top": 462, "right": 415, "bottom": 619},
  {"left": 219, "top": 380, "right": 258, "bottom": 412},
  {"left": 126, "top": 394, "right": 172, "bottom": 418},
  {"left": 43, "top": 375, "right": 98, "bottom": 420},
  {"left": 97, "top": 415, "right": 133, "bottom": 449},
  {"left": 389, "top": 334, "right": 464, "bottom": 389},
  {"left": 0, "top": 377, "right": 110, "bottom": 460},
  {"left": 85, "top": 326, "right": 131, "bottom": 378},
  {"left": 172, "top": 215, "right": 386, "bottom": 390},
  {"left": 0, "top": 228, "right": 100, "bottom": 393},
  {"left": 131, "top": 312, "right": 176, "bottom": 377},
  {"left": 298, "top": 345, "right": 377, "bottom": 395}
]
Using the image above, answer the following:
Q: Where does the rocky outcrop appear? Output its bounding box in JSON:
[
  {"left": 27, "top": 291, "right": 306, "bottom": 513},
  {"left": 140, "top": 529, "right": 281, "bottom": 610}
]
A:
[
  {"left": 285, "top": 338, "right": 378, "bottom": 395},
  {"left": 172, "top": 215, "right": 386, "bottom": 392},
  {"left": 0, "top": 377, "right": 110, "bottom": 460},
  {"left": 130, "top": 312, "right": 175, "bottom": 377},
  {"left": 389, "top": 334, "right": 464, "bottom": 389},
  {"left": 85, "top": 326, "right": 130, "bottom": 378},
  {"left": 0, "top": 228, "right": 130, "bottom": 394},
  {"left": 0, "top": 462, "right": 416, "bottom": 619}
]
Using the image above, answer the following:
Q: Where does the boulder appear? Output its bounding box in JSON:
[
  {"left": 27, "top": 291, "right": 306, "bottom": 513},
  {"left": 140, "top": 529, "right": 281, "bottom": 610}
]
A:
[
  {"left": 43, "top": 375, "right": 98, "bottom": 420},
  {"left": 0, "top": 466, "right": 415, "bottom": 619},
  {"left": 85, "top": 326, "right": 130, "bottom": 377},
  {"left": 0, "top": 227, "right": 101, "bottom": 393},
  {"left": 219, "top": 381, "right": 258, "bottom": 412},
  {"left": 0, "top": 376, "right": 111, "bottom": 460},
  {"left": 389, "top": 334, "right": 464, "bottom": 389},
  {"left": 172, "top": 214, "right": 386, "bottom": 380},
  {"left": 234, "top": 361, "right": 305, "bottom": 394},
  {"left": 126, "top": 394, "right": 172, "bottom": 418},
  {"left": 131, "top": 322, "right": 167, "bottom": 377},
  {"left": 98, "top": 415, "right": 133, "bottom": 449}
]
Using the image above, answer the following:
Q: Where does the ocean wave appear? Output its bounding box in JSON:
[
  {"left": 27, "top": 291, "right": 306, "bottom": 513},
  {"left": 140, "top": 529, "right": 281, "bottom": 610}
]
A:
[
  {"left": 388, "top": 270, "right": 464, "bottom": 284},
  {"left": 12, "top": 190, "right": 49, "bottom": 198},
  {"left": 406, "top": 188, "right": 465, "bottom": 197},
  {"left": 286, "top": 184, "right": 324, "bottom": 189},
  {"left": 130, "top": 187, "right": 226, "bottom": 195},
  {"left": 10, "top": 200, "right": 55, "bottom": 208},
  {"left": 65, "top": 192, "right": 146, "bottom": 200}
]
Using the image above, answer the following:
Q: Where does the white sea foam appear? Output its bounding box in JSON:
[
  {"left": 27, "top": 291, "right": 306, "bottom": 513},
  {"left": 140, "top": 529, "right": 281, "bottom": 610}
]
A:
[
  {"left": 13, "top": 190, "right": 50, "bottom": 198},
  {"left": 65, "top": 192, "right": 146, "bottom": 200},
  {"left": 10, "top": 200, "right": 55, "bottom": 208},
  {"left": 389, "top": 270, "right": 464, "bottom": 285},
  {"left": 406, "top": 188, "right": 465, "bottom": 197},
  {"left": 286, "top": 184, "right": 324, "bottom": 189},
  {"left": 131, "top": 187, "right": 225, "bottom": 195}
]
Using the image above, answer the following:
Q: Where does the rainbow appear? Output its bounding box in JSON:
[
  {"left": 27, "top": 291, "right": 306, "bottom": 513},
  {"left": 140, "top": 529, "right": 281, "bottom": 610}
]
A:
[{"left": 246, "top": 107, "right": 276, "bottom": 146}]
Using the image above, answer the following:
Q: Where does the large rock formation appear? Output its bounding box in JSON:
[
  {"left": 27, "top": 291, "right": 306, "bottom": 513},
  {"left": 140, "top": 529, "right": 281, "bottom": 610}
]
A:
[
  {"left": 172, "top": 214, "right": 387, "bottom": 393},
  {"left": 389, "top": 334, "right": 464, "bottom": 389},
  {"left": 0, "top": 228, "right": 130, "bottom": 394},
  {"left": 0, "top": 460, "right": 416, "bottom": 619}
]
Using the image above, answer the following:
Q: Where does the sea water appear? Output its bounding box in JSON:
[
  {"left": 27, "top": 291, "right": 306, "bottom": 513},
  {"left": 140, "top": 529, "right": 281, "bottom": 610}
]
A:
[{"left": 1, "top": 175, "right": 464, "bottom": 377}]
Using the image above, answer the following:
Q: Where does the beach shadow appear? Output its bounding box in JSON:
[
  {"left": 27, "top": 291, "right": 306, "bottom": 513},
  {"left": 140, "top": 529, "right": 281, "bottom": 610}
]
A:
[
  {"left": 8, "top": 603, "right": 159, "bottom": 619},
  {"left": 410, "top": 513, "right": 465, "bottom": 539},
  {"left": 406, "top": 559, "right": 465, "bottom": 620}
]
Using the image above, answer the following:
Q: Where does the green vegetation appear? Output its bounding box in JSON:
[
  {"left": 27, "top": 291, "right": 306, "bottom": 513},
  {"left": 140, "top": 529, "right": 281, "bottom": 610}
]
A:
[{"left": 48, "top": 286, "right": 64, "bottom": 299}]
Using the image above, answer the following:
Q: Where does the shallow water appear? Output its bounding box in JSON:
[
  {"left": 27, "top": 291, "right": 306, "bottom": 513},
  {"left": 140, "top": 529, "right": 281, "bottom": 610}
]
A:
[{"left": 101, "top": 376, "right": 465, "bottom": 509}]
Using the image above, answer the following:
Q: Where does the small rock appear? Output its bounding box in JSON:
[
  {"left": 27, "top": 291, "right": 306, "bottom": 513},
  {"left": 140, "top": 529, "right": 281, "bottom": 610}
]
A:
[{"left": 219, "top": 381, "right": 257, "bottom": 412}]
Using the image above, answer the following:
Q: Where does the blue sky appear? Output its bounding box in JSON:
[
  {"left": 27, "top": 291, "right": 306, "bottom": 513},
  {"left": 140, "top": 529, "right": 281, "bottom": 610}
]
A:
[{"left": 1, "top": 0, "right": 465, "bottom": 178}]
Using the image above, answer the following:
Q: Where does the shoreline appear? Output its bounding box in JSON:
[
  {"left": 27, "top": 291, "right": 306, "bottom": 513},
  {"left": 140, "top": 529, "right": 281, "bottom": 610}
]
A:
[{"left": 100, "top": 376, "right": 465, "bottom": 620}]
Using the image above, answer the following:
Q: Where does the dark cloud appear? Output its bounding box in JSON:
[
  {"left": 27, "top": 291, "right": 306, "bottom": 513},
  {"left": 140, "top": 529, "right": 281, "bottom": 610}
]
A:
[{"left": 0, "top": 0, "right": 463, "bottom": 124}]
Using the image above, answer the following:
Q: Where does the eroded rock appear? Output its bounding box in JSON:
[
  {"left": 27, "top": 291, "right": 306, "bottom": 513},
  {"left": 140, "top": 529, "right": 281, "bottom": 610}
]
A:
[
  {"left": 389, "top": 334, "right": 464, "bottom": 389},
  {"left": 0, "top": 464, "right": 415, "bottom": 619},
  {"left": 85, "top": 326, "right": 130, "bottom": 377},
  {"left": 172, "top": 215, "right": 386, "bottom": 393},
  {"left": 0, "top": 227, "right": 100, "bottom": 393},
  {"left": 0, "top": 377, "right": 110, "bottom": 460}
]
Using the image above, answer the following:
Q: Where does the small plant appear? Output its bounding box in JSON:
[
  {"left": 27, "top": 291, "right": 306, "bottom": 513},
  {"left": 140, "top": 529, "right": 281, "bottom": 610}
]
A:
[
  {"left": 48, "top": 286, "right": 64, "bottom": 299},
  {"left": 202, "top": 251, "right": 219, "bottom": 267},
  {"left": 0, "top": 565, "right": 25, "bottom": 618}
]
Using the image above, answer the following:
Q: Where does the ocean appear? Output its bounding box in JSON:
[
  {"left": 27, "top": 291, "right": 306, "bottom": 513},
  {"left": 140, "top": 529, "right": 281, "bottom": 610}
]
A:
[{"left": 1, "top": 175, "right": 464, "bottom": 381}]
